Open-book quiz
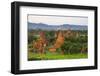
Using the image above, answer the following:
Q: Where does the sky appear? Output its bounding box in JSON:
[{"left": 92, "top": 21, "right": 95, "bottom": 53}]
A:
[{"left": 28, "top": 14, "right": 88, "bottom": 26}]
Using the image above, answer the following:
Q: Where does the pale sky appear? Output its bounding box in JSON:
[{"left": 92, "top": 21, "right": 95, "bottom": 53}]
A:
[{"left": 28, "top": 14, "right": 88, "bottom": 26}]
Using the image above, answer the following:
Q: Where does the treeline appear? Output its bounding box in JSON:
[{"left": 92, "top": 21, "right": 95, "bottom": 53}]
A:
[{"left": 28, "top": 30, "right": 88, "bottom": 54}]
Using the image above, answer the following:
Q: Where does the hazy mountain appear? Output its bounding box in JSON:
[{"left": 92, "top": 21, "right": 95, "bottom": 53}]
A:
[{"left": 28, "top": 22, "right": 88, "bottom": 31}]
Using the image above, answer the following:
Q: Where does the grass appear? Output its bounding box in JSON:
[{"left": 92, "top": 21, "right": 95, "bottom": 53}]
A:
[{"left": 28, "top": 51, "right": 88, "bottom": 61}]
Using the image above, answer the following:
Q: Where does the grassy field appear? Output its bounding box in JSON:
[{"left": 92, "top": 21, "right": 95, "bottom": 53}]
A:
[{"left": 28, "top": 52, "right": 88, "bottom": 61}]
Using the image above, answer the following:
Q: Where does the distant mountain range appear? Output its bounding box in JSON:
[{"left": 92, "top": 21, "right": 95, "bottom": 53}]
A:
[{"left": 28, "top": 22, "right": 88, "bottom": 31}]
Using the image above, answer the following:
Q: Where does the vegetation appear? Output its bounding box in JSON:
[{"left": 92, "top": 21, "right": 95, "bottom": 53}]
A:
[
  {"left": 28, "top": 29, "right": 88, "bottom": 60},
  {"left": 28, "top": 52, "right": 88, "bottom": 61}
]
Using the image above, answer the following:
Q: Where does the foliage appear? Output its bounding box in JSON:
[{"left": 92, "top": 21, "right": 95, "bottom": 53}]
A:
[{"left": 28, "top": 30, "right": 88, "bottom": 60}]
